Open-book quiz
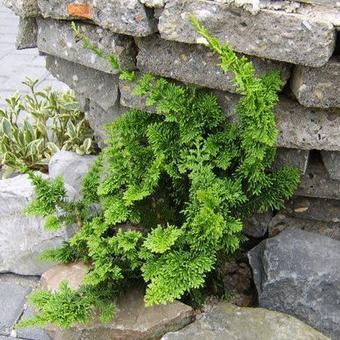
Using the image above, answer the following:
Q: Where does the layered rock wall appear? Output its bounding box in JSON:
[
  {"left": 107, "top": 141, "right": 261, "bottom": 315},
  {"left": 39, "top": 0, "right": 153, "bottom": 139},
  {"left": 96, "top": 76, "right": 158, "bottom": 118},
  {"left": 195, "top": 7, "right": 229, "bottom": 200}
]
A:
[{"left": 5, "top": 0, "right": 340, "bottom": 234}]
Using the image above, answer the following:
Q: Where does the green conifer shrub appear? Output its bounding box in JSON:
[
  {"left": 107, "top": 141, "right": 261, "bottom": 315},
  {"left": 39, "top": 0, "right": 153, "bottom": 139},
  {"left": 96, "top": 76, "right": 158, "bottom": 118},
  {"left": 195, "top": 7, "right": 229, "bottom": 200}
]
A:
[{"left": 19, "top": 19, "right": 300, "bottom": 328}]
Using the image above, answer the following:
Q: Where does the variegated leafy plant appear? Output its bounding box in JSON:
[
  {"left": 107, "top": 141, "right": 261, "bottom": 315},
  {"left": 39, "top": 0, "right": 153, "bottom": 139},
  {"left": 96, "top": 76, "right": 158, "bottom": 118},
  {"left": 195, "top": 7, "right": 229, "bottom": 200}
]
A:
[{"left": 0, "top": 79, "right": 96, "bottom": 177}]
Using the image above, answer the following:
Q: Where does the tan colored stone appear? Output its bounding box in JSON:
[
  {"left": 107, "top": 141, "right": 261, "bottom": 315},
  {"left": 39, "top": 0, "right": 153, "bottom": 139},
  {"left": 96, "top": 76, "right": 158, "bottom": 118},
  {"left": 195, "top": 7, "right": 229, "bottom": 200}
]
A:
[
  {"left": 41, "top": 263, "right": 88, "bottom": 292},
  {"left": 46, "top": 287, "right": 194, "bottom": 340}
]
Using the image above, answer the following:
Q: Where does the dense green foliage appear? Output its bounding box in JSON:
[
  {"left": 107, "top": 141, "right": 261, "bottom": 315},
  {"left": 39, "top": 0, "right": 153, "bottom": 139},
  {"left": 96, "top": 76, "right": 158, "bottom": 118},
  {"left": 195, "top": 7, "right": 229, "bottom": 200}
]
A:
[
  {"left": 21, "top": 20, "right": 300, "bottom": 328},
  {"left": 0, "top": 79, "right": 96, "bottom": 177}
]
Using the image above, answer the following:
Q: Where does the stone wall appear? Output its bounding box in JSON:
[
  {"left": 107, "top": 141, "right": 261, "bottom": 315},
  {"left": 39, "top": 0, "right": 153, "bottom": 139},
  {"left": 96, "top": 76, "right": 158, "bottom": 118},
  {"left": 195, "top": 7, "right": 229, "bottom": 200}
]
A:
[{"left": 5, "top": 0, "right": 340, "bottom": 234}]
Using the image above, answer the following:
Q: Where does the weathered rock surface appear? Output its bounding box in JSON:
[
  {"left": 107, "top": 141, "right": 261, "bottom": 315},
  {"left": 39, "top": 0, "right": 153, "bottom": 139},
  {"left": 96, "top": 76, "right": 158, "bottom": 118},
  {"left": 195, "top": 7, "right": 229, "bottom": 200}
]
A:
[
  {"left": 248, "top": 228, "right": 340, "bottom": 338},
  {"left": 244, "top": 211, "right": 272, "bottom": 238},
  {"left": 3, "top": 0, "right": 39, "bottom": 17},
  {"left": 49, "top": 151, "right": 97, "bottom": 198},
  {"left": 41, "top": 264, "right": 194, "bottom": 340},
  {"left": 0, "top": 174, "right": 73, "bottom": 275},
  {"left": 86, "top": 100, "right": 123, "bottom": 148},
  {"left": 285, "top": 196, "right": 340, "bottom": 222},
  {"left": 46, "top": 56, "right": 119, "bottom": 112},
  {"left": 275, "top": 98, "right": 340, "bottom": 151},
  {"left": 291, "top": 57, "right": 340, "bottom": 108},
  {"left": 269, "top": 214, "right": 340, "bottom": 241},
  {"left": 38, "top": 19, "right": 136, "bottom": 74},
  {"left": 158, "top": 0, "right": 336, "bottom": 67},
  {"left": 140, "top": 0, "right": 165, "bottom": 8},
  {"left": 38, "top": 0, "right": 158, "bottom": 37},
  {"left": 296, "top": 159, "right": 340, "bottom": 200},
  {"left": 273, "top": 148, "right": 309, "bottom": 175},
  {"left": 321, "top": 150, "right": 340, "bottom": 180},
  {"left": 162, "top": 302, "right": 329, "bottom": 340},
  {"left": 41, "top": 263, "right": 88, "bottom": 292},
  {"left": 136, "top": 34, "right": 291, "bottom": 93},
  {"left": 0, "top": 281, "right": 32, "bottom": 336},
  {"left": 16, "top": 17, "right": 38, "bottom": 49}
]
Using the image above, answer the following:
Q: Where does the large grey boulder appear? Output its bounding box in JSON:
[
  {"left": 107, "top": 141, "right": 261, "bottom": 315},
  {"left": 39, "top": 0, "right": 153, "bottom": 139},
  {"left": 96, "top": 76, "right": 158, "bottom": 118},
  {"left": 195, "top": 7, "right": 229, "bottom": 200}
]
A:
[
  {"left": 0, "top": 174, "right": 74, "bottom": 275},
  {"left": 248, "top": 228, "right": 340, "bottom": 338},
  {"left": 162, "top": 303, "right": 329, "bottom": 340},
  {"left": 158, "top": 0, "right": 335, "bottom": 67},
  {"left": 49, "top": 151, "right": 97, "bottom": 198}
]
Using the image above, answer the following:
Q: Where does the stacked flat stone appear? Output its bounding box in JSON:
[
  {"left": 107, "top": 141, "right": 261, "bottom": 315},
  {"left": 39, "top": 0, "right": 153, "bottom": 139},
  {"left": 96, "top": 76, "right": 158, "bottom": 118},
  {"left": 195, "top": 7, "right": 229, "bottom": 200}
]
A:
[{"left": 4, "top": 0, "right": 340, "bottom": 232}]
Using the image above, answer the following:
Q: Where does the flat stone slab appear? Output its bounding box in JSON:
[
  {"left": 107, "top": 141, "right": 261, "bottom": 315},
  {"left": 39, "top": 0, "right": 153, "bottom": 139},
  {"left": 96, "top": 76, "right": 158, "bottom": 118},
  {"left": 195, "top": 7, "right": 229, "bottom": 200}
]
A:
[
  {"left": 38, "top": 0, "right": 158, "bottom": 37},
  {"left": 269, "top": 214, "right": 340, "bottom": 241},
  {"left": 291, "top": 57, "right": 340, "bottom": 108},
  {"left": 285, "top": 196, "right": 340, "bottom": 223},
  {"left": 163, "top": 303, "right": 329, "bottom": 340},
  {"left": 136, "top": 35, "right": 291, "bottom": 93},
  {"left": 37, "top": 18, "right": 136, "bottom": 74},
  {"left": 158, "top": 0, "right": 336, "bottom": 67},
  {"left": 16, "top": 307, "right": 51, "bottom": 340},
  {"left": 0, "top": 282, "right": 31, "bottom": 336},
  {"left": 296, "top": 160, "right": 340, "bottom": 200}
]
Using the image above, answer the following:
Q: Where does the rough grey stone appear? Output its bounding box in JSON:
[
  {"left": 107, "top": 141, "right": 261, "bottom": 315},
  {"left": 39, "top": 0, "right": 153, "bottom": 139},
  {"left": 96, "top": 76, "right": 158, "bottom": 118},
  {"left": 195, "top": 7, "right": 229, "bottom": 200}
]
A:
[
  {"left": 243, "top": 211, "right": 273, "bottom": 238},
  {"left": 38, "top": 0, "right": 158, "bottom": 37},
  {"left": 49, "top": 151, "right": 97, "bottom": 198},
  {"left": 3, "top": 0, "right": 39, "bottom": 17},
  {"left": 38, "top": 18, "right": 136, "bottom": 74},
  {"left": 16, "top": 17, "right": 38, "bottom": 49},
  {"left": 86, "top": 100, "right": 122, "bottom": 148},
  {"left": 273, "top": 148, "right": 309, "bottom": 175},
  {"left": 275, "top": 98, "right": 340, "bottom": 151},
  {"left": 248, "top": 228, "right": 340, "bottom": 338},
  {"left": 0, "top": 282, "right": 31, "bottom": 336},
  {"left": 139, "top": 0, "right": 165, "bottom": 8},
  {"left": 158, "top": 0, "right": 335, "bottom": 67},
  {"left": 269, "top": 214, "right": 340, "bottom": 241},
  {"left": 291, "top": 57, "right": 340, "bottom": 108},
  {"left": 16, "top": 307, "right": 51, "bottom": 340},
  {"left": 0, "top": 174, "right": 73, "bottom": 275},
  {"left": 119, "top": 74, "right": 155, "bottom": 112},
  {"left": 296, "top": 159, "right": 340, "bottom": 200},
  {"left": 285, "top": 196, "right": 340, "bottom": 223},
  {"left": 136, "top": 34, "right": 291, "bottom": 93},
  {"left": 163, "top": 302, "right": 329, "bottom": 340},
  {"left": 46, "top": 55, "right": 119, "bottom": 112},
  {"left": 321, "top": 150, "right": 340, "bottom": 180}
]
